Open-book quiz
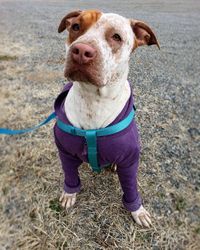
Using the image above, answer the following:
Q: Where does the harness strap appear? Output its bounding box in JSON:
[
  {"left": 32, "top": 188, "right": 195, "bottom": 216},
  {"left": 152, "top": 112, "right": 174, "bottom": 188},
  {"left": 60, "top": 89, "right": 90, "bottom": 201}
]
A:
[
  {"left": 85, "top": 131, "right": 100, "bottom": 173},
  {"left": 56, "top": 110, "right": 135, "bottom": 137},
  {"left": 57, "top": 109, "right": 135, "bottom": 173}
]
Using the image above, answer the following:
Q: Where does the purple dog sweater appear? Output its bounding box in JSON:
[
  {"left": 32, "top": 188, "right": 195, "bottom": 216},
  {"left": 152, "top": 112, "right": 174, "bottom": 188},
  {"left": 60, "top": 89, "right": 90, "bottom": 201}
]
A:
[{"left": 53, "top": 83, "right": 142, "bottom": 212}]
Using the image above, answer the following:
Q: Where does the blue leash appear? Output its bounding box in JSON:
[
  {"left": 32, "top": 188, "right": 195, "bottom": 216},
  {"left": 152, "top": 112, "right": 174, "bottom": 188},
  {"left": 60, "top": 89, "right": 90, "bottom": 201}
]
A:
[
  {"left": 0, "top": 109, "right": 135, "bottom": 173},
  {"left": 0, "top": 112, "right": 56, "bottom": 135}
]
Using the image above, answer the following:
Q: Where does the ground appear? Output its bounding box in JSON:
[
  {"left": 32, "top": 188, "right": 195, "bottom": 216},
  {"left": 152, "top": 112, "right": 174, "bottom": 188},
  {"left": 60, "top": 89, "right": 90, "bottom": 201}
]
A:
[{"left": 0, "top": 0, "right": 199, "bottom": 249}]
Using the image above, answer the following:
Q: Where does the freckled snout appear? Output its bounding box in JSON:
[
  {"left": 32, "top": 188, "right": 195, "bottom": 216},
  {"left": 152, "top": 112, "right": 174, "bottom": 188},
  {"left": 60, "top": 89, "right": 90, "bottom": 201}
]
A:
[{"left": 71, "top": 43, "right": 97, "bottom": 64}]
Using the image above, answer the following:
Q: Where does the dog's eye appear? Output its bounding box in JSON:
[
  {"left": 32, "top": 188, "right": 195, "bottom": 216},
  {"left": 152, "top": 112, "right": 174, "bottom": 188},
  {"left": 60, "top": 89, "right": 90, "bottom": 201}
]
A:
[
  {"left": 112, "top": 33, "right": 122, "bottom": 42},
  {"left": 72, "top": 23, "right": 80, "bottom": 31}
]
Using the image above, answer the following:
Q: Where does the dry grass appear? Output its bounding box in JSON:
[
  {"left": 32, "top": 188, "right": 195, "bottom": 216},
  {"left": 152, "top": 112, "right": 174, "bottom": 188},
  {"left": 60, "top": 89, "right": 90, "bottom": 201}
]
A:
[{"left": 0, "top": 18, "right": 200, "bottom": 250}]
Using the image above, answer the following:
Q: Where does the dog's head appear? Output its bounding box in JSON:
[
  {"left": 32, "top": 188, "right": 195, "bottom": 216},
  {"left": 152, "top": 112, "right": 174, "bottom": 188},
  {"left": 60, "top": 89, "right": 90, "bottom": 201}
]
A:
[{"left": 58, "top": 10, "right": 159, "bottom": 87}]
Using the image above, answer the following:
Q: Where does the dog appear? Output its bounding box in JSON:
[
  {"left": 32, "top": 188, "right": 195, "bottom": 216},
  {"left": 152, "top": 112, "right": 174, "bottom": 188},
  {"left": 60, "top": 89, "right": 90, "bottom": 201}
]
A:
[{"left": 54, "top": 10, "right": 159, "bottom": 227}]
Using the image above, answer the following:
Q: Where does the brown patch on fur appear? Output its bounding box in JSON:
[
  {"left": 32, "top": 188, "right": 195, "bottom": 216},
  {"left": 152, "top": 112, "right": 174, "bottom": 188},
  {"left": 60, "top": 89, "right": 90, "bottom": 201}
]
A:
[
  {"left": 58, "top": 10, "right": 102, "bottom": 44},
  {"left": 69, "top": 10, "right": 102, "bottom": 44},
  {"left": 105, "top": 27, "right": 123, "bottom": 53},
  {"left": 132, "top": 38, "right": 138, "bottom": 51},
  {"left": 130, "top": 20, "right": 160, "bottom": 49}
]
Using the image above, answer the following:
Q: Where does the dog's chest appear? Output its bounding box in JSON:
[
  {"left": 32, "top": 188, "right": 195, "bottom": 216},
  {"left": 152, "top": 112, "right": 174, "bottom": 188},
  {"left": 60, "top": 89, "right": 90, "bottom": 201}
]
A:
[{"left": 64, "top": 82, "right": 131, "bottom": 130}]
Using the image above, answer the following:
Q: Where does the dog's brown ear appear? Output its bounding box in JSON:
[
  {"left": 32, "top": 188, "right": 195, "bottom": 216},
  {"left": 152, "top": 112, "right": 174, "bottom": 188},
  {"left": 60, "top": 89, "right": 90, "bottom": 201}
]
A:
[
  {"left": 58, "top": 10, "right": 82, "bottom": 33},
  {"left": 130, "top": 20, "right": 160, "bottom": 49}
]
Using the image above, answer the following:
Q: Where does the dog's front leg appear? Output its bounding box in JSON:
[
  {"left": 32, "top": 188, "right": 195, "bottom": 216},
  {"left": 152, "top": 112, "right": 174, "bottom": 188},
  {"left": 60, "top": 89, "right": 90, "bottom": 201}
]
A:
[
  {"left": 54, "top": 126, "right": 82, "bottom": 209},
  {"left": 116, "top": 150, "right": 152, "bottom": 227}
]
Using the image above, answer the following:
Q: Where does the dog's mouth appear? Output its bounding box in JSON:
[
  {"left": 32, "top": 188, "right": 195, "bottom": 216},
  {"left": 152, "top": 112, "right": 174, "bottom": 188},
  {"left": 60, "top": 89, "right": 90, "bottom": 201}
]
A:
[
  {"left": 65, "top": 62, "right": 102, "bottom": 86},
  {"left": 67, "top": 68, "right": 95, "bottom": 84}
]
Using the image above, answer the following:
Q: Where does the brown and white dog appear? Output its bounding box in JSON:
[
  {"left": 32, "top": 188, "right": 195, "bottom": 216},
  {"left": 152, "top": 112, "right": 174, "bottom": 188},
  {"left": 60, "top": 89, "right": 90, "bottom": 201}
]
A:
[{"left": 58, "top": 10, "right": 159, "bottom": 227}]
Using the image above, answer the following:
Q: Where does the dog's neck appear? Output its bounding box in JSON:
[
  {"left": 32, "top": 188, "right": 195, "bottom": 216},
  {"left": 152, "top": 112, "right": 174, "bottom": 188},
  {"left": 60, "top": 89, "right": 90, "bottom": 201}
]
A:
[{"left": 64, "top": 74, "right": 131, "bottom": 129}]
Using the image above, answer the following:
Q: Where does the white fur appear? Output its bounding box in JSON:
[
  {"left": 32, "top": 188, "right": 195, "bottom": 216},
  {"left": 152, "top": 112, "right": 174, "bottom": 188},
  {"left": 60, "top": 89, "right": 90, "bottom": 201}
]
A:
[{"left": 65, "top": 80, "right": 130, "bottom": 129}]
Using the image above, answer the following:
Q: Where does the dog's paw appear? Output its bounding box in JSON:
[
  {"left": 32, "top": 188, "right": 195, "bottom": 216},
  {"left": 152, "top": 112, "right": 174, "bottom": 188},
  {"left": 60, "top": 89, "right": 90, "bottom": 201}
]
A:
[
  {"left": 131, "top": 205, "right": 152, "bottom": 228},
  {"left": 59, "top": 191, "right": 77, "bottom": 209}
]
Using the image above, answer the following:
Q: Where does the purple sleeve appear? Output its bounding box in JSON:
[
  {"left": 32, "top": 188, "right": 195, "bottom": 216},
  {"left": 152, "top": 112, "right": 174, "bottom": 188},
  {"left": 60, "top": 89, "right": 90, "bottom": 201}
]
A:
[
  {"left": 116, "top": 146, "right": 142, "bottom": 212},
  {"left": 54, "top": 125, "right": 82, "bottom": 194}
]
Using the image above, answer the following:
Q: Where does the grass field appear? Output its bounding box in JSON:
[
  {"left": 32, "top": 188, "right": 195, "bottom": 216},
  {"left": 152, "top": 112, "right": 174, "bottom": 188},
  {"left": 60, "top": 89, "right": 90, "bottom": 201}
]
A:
[{"left": 0, "top": 0, "right": 199, "bottom": 249}]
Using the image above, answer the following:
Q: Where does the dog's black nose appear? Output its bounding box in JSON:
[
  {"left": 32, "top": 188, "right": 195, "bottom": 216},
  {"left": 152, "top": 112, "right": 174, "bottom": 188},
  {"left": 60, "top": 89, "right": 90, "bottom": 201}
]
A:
[{"left": 71, "top": 43, "right": 97, "bottom": 64}]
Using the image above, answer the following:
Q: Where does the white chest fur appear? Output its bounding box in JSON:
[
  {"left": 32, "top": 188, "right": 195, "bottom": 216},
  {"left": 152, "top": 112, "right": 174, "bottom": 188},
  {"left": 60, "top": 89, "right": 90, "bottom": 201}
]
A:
[{"left": 64, "top": 80, "right": 131, "bottom": 129}]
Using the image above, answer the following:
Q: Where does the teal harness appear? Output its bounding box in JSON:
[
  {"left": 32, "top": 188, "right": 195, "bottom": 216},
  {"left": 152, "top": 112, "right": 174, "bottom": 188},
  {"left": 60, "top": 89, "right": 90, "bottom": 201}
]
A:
[
  {"left": 56, "top": 109, "right": 135, "bottom": 173},
  {"left": 0, "top": 109, "right": 135, "bottom": 173}
]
